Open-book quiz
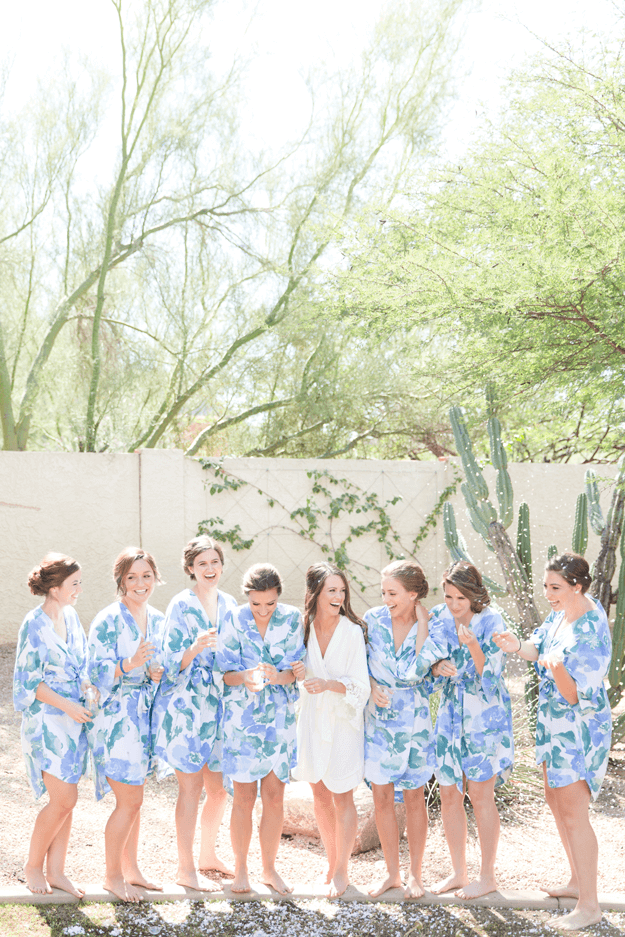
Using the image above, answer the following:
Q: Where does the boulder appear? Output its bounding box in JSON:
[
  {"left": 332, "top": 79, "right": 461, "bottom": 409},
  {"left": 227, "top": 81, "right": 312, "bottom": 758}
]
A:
[{"left": 263, "top": 780, "right": 406, "bottom": 854}]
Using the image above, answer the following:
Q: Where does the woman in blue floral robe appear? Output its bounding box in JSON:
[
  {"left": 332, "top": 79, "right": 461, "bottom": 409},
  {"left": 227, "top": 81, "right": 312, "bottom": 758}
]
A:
[
  {"left": 364, "top": 560, "right": 448, "bottom": 900},
  {"left": 88, "top": 548, "right": 165, "bottom": 903},
  {"left": 428, "top": 562, "right": 513, "bottom": 900},
  {"left": 217, "top": 564, "right": 305, "bottom": 896},
  {"left": 13, "top": 553, "right": 92, "bottom": 898},
  {"left": 494, "top": 552, "right": 611, "bottom": 931},
  {"left": 152, "top": 536, "right": 237, "bottom": 890}
]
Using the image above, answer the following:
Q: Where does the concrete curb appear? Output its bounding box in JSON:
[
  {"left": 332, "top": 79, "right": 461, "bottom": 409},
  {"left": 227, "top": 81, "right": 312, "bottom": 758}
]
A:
[{"left": 1, "top": 883, "right": 624, "bottom": 911}]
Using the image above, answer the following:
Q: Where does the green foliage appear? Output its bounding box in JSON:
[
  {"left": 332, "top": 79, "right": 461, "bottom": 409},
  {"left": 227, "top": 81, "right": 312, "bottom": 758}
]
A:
[
  {"left": 571, "top": 493, "right": 588, "bottom": 556},
  {"left": 547, "top": 544, "right": 558, "bottom": 561},
  {"left": 197, "top": 518, "right": 255, "bottom": 552}
]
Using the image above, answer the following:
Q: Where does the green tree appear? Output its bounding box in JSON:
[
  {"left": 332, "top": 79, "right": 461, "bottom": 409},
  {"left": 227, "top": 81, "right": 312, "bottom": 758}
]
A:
[
  {"left": 0, "top": 0, "right": 466, "bottom": 454},
  {"left": 333, "top": 30, "right": 625, "bottom": 462}
]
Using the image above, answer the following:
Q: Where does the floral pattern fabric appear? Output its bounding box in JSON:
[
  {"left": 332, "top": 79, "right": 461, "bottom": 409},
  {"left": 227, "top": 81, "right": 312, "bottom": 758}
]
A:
[
  {"left": 364, "top": 605, "right": 447, "bottom": 789},
  {"left": 13, "top": 606, "right": 90, "bottom": 799},
  {"left": 88, "top": 600, "right": 165, "bottom": 800},
  {"left": 530, "top": 601, "right": 612, "bottom": 799},
  {"left": 152, "top": 588, "right": 238, "bottom": 775},
  {"left": 216, "top": 603, "right": 305, "bottom": 784},
  {"left": 429, "top": 603, "right": 514, "bottom": 791}
]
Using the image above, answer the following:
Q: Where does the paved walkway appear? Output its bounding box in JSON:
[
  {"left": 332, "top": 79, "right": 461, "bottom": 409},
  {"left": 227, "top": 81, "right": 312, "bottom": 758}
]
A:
[{"left": 1, "top": 883, "right": 624, "bottom": 910}]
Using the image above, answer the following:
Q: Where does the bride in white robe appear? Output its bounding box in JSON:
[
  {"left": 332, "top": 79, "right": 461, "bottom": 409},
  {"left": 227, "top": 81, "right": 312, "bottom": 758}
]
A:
[{"left": 292, "top": 564, "right": 369, "bottom": 897}]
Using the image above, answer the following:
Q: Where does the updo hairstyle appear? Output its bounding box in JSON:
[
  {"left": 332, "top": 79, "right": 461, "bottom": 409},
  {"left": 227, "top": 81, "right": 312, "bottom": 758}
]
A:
[
  {"left": 443, "top": 561, "right": 490, "bottom": 614},
  {"left": 28, "top": 553, "right": 80, "bottom": 596},
  {"left": 242, "top": 563, "right": 283, "bottom": 595},
  {"left": 183, "top": 535, "right": 224, "bottom": 579},
  {"left": 303, "top": 562, "right": 367, "bottom": 646},
  {"left": 545, "top": 551, "right": 592, "bottom": 593},
  {"left": 113, "top": 547, "right": 161, "bottom": 595},
  {"left": 381, "top": 559, "right": 428, "bottom": 599}
]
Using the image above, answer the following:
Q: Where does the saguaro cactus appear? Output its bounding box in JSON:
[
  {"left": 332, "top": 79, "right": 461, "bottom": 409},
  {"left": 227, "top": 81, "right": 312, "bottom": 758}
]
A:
[
  {"left": 442, "top": 502, "right": 506, "bottom": 596},
  {"left": 571, "top": 493, "right": 589, "bottom": 556},
  {"left": 587, "top": 456, "right": 625, "bottom": 611},
  {"left": 448, "top": 407, "right": 542, "bottom": 636}
]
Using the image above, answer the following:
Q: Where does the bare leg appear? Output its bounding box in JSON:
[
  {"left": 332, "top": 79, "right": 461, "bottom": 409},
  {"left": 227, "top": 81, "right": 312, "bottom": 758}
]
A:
[
  {"left": 403, "top": 787, "right": 427, "bottom": 899},
  {"left": 310, "top": 780, "right": 337, "bottom": 884},
  {"left": 328, "top": 788, "right": 357, "bottom": 897},
  {"left": 368, "top": 782, "right": 403, "bottom": 897},
  {"left": 258, "top": 772, "right": 292, "bottom": 895},
  {"left": 198, "top": 767, "right": 232, "bottom": 876},
  {"left": 24, "top": 773, "right": 79, "bottom": 896},
  {"left": 121, "top": 807, "right": 162, "bottom": 891},
  {"left": 174, "top": 768, "right": 218, "bottom": 891},
  {"left": 45, "top": 811, "right": 85, "bottom": 898},
  {"left": 455, "top": 777, "right": 499, "bottom": 899},
  {"left": 541, "top": 764, "right": 579, "bottom": 898},
  {"left": 430, "top": 783, "right": 469, "bottom": 894},
  {"left": 230, "top": 780, "right": 256, "bottom": 893},
  {"left": 104, "top": 778, "right": 146, "bottom": 902},
  {"left": 546, "top": 778, "right": 601, "bottom": 930}
]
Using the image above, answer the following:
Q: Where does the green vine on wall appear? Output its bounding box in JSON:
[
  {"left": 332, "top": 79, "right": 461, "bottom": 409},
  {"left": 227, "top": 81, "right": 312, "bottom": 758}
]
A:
[{"left": 197, "top": 459, "right": 457, "bottom": 595}]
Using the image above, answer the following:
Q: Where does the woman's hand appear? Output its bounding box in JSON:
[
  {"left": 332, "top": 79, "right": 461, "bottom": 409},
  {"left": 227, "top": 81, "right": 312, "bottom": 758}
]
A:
[
  {"left": 64, "top": 699, "right": 94, "bottom": 723},
  {"left": 492, "top": 631, "right": 521, "bottom": 653},
  {"left": 371, "top": 682, "right": 392, "bottom": 707},
  {"left": 192, "top": 629, "right": 217, "bottom": 654},
  {"left": 127, "top": 639, "right": 155, "bottom": 670},
  {"left": 415, "top": 601, "right": 429, "bottom": 629},
  {"left": 432, "top": 659, "right": 457, "bottom": 678},
  {"left": 457, "top": 624, "right": 478, "bottom": 647},
  {"left": 291, "top": 660, "right": 306, "bottom": 681},
  {"left": 242, "top": 667, "right": 266, "bottom": 693},
  {"left": 303, "top": 677, "right": 328, "bottom": 695},
  {"left": 259, "top": 662, "right": 281, "bottom": 684},
  {"left": 538, "top": 652, "right": 564, "bottom": 671}
]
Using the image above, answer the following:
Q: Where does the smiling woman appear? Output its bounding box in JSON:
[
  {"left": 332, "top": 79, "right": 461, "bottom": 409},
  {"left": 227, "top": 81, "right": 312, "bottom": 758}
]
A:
[{"left": 87, "top": 547, "right": 165, "bottom": 903}]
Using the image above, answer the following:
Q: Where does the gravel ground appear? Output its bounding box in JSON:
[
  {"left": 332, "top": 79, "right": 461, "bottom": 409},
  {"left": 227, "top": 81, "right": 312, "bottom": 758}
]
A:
[{"left": 1, "top": 642, "right": 624, "bottom": 899}]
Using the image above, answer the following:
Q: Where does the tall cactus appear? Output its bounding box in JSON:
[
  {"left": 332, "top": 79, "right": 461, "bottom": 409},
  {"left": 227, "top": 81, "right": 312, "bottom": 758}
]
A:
[
  {"left": 516, "top": 502, "right": 532, "bottom": 586},
  {"left": 590, "top": 455, "right": 625, "bottom": 611},
  {"left": 585, "top": 469, "right": 605, "bottom": 536},
  {"left": 443, "top": 502, "right": 506, "bottom": 596},
  {"left": 449, "top": 407, "right": 542, "bottom": 635},
  {"left": 571, "top": 493, "right": 588, "bottom": 556},
  {"left": 609, "top": 523, "right": 625, "bottom": 697}
]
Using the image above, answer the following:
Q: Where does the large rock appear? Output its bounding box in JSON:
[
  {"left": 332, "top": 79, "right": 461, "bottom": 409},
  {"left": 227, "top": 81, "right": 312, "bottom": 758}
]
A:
[{"left": 269, "top": 780, "right": 406, "bottom": 854}]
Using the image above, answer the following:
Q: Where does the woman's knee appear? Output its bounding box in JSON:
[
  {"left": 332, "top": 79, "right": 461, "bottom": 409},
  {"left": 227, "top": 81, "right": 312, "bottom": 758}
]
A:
[
  {"left": 372, "top": 783, "right": 395, "bottom": 811},
  {"left": 233, "top": 783, "right": 257, "bottom": 811},
  {"left": 467, "top": 779, "right": 496, "bottom": 810}
]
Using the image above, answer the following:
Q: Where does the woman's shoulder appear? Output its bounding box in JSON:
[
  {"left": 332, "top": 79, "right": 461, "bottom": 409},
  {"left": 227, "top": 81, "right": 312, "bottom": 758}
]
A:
[
  {"left": 147, "top": 603, "right": 165, "bottom": 623},
  {"left": 364, "top": 605, "right": 389, "bottom": 623},
  {"left": 339, "top": 615, "right": 366, "bottom": 641},
  {"left": 275, "top": 602, "right": 302, "bottom": 620},
  {"left": 65, "top": 605, "right": 84, "bottom": 630},
  {"left": 91, "top": 599, "right": 123, "bottom": 625},
  {"left": 218, "top": 590, "right": 238, "bottom": 610}
]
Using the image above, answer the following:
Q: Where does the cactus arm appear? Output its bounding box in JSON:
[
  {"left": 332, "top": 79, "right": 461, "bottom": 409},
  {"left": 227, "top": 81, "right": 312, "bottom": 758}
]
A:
[
  {"left": 547, "top": 544, "right": 558, "bottom": 561},
  {"left": 516, "top": 502, "right": 532, "bottom": 587},
  {"left": 489, "top": 417, "right": 514, "bottom": 529},
  {"left": 442, "top": 503, "right": 507, "bottom": 595},
  {"left": 461, "top": 483, "right": 496, "bottom": 550},
  {"left": 571, "top": 493, "right": 588, "bottom": 556},
  {"left": 591, "top": 456, "right": 625, "bottom": 610},
  {"left": 608, "top": 526, "right": 625, "bottom": 690},
  {"left": 488, "top": 521, "right": 543, "bottom": 635},
  {"left": 585, "top": 468, "right": 605, "bottom": 536},
  {"left": 450, "top": 407, "right": 490, "bottom": 501}
]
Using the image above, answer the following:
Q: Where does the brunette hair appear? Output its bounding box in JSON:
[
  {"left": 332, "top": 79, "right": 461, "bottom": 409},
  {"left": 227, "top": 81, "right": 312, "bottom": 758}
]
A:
[
  {"left": 545, "top": 551, "right": 592, "bottom": 593},
  {"left": 242, "top": 563, "right": 283, "bottom": 596},
  {"left": 28, "top": 553, "right": 80, "bottom": 596},
  {"left": 182, "top": 535, "right": 225, "bottom": 579},
  {"left": 443, "top": 561, "right": 490, "bottom": 614},
  {"left": 303, "top": 563, "right": 367, "bottom": 646},
  {"left": 381, "top": 559, "right": 428, "bottom": 599},
  {"left": 113, "top": 547, "right": 161, "bottom": 595}
]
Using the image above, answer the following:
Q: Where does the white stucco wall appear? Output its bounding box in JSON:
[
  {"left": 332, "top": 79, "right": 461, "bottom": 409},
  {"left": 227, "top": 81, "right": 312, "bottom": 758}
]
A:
[{"left": 0, "top": 450, "right": 618, "bottom": 643}]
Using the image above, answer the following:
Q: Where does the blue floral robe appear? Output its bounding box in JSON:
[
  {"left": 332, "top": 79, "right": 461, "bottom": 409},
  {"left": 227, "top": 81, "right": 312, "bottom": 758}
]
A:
[
  {"left": 429, "top": 604, "right": 513, "bottom": 791},
  {"left": 216, "top": 603, "right": 305, "bottom": 784},
  {"left": 530, "top": 600, "right": 612, "bottom": 799},
  {"left": 364, "top": 605, "right": 448, "bottom": 789},
  {"left": 13, "top": 606, "right": 90, "bottom": 799},
  {"left": 152, "top": 588, "right": 238, "bottom": 775},
  {"left": 88, "top": 600, "right": 165, "bottom": 800}
]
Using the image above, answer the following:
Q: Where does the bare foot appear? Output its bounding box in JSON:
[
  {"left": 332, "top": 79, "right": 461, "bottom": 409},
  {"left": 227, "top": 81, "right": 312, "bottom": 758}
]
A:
[
  {"left": 104, "top": 876, "right": 143, "bottom": 903},
  {"left": 404, "top": 874, "right": 425, "bottom": 899},
  {"left": 430, "top": 872, "right": 469, "bottom": 895},
  {"left": 46, "top": 872, "right": 85, "bottom": 898},
  {"left": 24, "top": 864, "right": 52, "bottom": 895},
  {"left": 199, "top": 856, "right": 235, "bottom": 877},
  {"left": 319, "top": 866, "right": 334, "bottom": 886},
  {"left": 544, "top": 883, "right": 580, "bottom": 899},
  {"left": 368, "top": 875, "right": 403, "bottom": 897},
  {"left": 455, "top": 875, "right": 498, "bottom": 899},
  {"left": 553, "top": 906, "right": 602, "bottom": 931},
  {"left": 123, "top": 871, "right": 163, "bottom": 892},
  {"left": 176, "top": 870, "right": 220, "bottom": 892},
  {"left": 328, "top": 871, "right": 349, "bottom": 898},
  {"left": 231, "top": 869, "right": 251, "bottom": 894},
  {"left": 261, "top": 869, "right": 293, "bottom": 895}
]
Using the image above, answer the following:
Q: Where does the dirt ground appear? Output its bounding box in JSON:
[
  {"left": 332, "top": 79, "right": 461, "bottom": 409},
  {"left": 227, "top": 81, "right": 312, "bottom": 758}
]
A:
[{"left": 1, "top": 643, "right": 624, "bottom": 896}]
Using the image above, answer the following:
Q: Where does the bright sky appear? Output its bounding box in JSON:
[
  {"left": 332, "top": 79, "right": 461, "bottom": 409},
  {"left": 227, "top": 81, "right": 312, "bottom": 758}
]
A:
[{"left": 0, "top": 0, "right": 618, "bottom": 160}]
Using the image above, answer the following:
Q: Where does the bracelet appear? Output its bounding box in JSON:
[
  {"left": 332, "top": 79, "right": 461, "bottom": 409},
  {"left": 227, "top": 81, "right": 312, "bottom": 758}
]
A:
[
  {"left": 515, "top": 636, "right": 522, "bottom": 653},
  {"left": 119, "top": 657, "right": 129, "bottom": 674}
]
